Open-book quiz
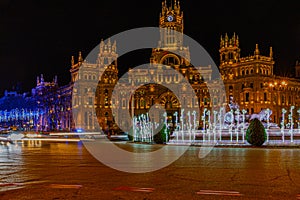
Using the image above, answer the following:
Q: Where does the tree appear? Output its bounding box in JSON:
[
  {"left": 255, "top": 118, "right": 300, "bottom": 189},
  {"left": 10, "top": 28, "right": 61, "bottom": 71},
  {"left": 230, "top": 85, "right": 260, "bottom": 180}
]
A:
[
  {"left": 246, "top": 118, "right": 267, "bottom": 146},
  {"left": 153, "top": 124, "right": 170, "bottom": 144}
]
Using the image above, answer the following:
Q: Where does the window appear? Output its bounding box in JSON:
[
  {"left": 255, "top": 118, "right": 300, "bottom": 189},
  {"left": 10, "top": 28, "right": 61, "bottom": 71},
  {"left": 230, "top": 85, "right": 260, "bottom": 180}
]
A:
[
  {"left": 104, "top": 89, "right": 108, "bottom": 96},
  {"left": 88, "top": 97, "right": 93, "bottom": 105},
  {"left": 175, "top": 74, "right": 179, "bottom": 82},
  {"left": 213, "top": 97, "right": 217, "bottom": 105},
  {"left": 264, "top": 93, "right": 267, "bottom": 101},
  {"left": 104, "top": 58, "right": 109, "bottom": 65},
  {"left": 245, "top": 93, "right": 250, "bottom": 102},
  {"left": 229, "top": 85, "right": 233, "bottom": 90}
]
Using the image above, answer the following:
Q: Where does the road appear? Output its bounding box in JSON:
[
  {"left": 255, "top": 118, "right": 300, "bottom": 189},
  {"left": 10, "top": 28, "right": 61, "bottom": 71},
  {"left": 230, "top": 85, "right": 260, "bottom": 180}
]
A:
[{"left": 0, "top": 141, "right": 300, "bottom": 199}]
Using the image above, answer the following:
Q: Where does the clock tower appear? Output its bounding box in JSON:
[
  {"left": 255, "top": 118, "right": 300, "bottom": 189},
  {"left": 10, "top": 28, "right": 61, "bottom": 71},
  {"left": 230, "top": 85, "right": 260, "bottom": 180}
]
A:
[
  {"left": 159, "top": 0, "right": 184, "bottom": 48},
  {"left": 151, "top": 0, "right": 190, "bottom": 66}
]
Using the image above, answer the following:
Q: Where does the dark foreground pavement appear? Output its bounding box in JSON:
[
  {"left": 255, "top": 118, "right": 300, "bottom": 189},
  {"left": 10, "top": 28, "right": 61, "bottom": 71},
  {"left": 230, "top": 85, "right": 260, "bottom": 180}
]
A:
[{"left": 0, "top": 141, "right": 300, "bottom": 200}]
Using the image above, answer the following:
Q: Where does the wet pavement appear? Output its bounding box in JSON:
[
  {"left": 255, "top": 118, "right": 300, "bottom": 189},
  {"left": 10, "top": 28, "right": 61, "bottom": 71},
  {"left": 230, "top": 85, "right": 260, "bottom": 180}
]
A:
[{"left": 0, "top": 140, "right": 300, "bottom": 199}]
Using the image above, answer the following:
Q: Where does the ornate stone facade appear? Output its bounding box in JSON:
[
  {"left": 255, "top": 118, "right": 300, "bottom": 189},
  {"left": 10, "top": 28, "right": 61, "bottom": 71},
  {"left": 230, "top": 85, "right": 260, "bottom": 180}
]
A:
[
  {"left": 13, "top": 0, "right": 299, "bottom": 132},
  {"left": 220, "top": 34, "right": 300, "bottom": 124}
]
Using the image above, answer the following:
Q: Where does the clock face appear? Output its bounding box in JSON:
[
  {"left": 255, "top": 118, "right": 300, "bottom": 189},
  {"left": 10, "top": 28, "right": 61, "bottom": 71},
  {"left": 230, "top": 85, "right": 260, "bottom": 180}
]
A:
[{"left": 167, "top": 15, "right": 174, "bottom": 22}]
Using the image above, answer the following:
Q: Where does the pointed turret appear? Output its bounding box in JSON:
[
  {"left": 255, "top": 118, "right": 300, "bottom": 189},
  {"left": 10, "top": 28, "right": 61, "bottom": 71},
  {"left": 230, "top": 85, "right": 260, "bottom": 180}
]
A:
[
  {"left": 220, "top": 35, "right": 224, "bottom": 48},
  {"left": 37, "top": 76, "right": 40, "bottom": 85},
  {"left": 225, "top": 33, "right": 229, "bottom": 47},
  {"left": 71, "top": 56, "right": 75, "bottom": 66},
  {"left": 219, "top": 33, "right": 241, "bottom": 66},
  {"left": 236, "top": 35, "right": 239, "bottom": 47},
  {"left": 107, "top": 38, "right": 111, "bottom": 52},
  {"left": 112, "top": 40, "right": 117, "bottom": 53},
  {"left": 78, "top": 51, "right": 83, "bottom": 63},
  {"left": 269, "top": 47, "right": 273, "bottom": 59},
  {"left": 254, "top": 44, "right": 260, "bottom": 56}
]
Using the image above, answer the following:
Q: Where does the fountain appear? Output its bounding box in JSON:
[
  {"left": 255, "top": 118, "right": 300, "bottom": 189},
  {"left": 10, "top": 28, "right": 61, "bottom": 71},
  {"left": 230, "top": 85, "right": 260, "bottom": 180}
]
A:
[
  {"left": 289, "top": 106, "right": 295, "bottom": 143},
  {"left": 281, "top": 108, "right": 287, "bottom": 143},
  {"left": 192, "top": 111, "right": 197, "bottom": 143},
  {"left": 173, "top": 111, "right": 179, "bottom": 141},
  {"left": 163, "top": 100, "right": 299, "bottom": 146},
  {"left": 298, "top": 108, "right": 300, "bottom": 133},
  {"left": 241, "top": 109, "right": 247, "bottom": 143}
]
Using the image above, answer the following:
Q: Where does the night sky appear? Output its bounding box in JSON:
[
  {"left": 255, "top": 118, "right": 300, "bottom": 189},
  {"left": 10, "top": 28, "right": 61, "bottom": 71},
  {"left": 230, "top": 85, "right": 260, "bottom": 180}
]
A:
[{"left": 0, "top": 0, "right": 300, "bottom": 94}]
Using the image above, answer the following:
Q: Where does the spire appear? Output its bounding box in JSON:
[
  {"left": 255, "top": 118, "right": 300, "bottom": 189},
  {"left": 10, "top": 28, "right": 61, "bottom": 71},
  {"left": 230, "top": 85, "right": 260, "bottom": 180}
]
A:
[
  {"left": 269, "top": 46, "right": 273, "bottom": 59},
  {"left": 236, "top": 35, "right": 239, "bottom": 47},
  {"left": 71, "top": 56, "right": 75, "bottom": 66},
  {"left": 78, "top": 51, "right": 83, "bottom": 62},
  {"left": 225, "top": 33, "right": 228, "bottom": 47},
  {"left": 108, "top": 38, "right": 111, "bottom": 52},
  {"left": 225, "top": 33, "right": 228, "bottom": 41},
  {"left": 254, "top": 44, "right": 260, "bottom": 56},
  {"left": 41, "top": 74, "right": 44, "bottom": 83},
  {"left": 112, "top": 40, "right": 117, "bottom": 53},
  {"left": 54, "top": 75, "right": 58, "bottom": 84},
  {"left": 232, "top": 32, "right": 236, "bottom": 46},
  {"left": 220, "top": 35, "right": 224, "bottom": 48},
  {"left": 37, "top": 76, "right": 40, "bottom": 85},
  {"left": 100, "top": 39, "right": 104, "bottom": 53}
]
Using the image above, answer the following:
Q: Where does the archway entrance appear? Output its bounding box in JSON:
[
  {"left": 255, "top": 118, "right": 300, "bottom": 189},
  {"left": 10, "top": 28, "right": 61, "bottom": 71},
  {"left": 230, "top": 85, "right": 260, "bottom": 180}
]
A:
[{"left": 159, "top": 91, "right": 180, "bottom": 131}]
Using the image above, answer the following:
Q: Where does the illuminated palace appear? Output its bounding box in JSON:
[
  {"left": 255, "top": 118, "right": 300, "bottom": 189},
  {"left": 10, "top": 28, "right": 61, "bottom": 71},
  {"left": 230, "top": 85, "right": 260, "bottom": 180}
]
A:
[
  {"left": 1, "top": 0, "right": 300, "bottom": 131},
  {"left": 220, "top": 34, "right": 300, "bottom": 124},
  {"left": 70, "top": 0, "right": 300, "bottom": 131}
]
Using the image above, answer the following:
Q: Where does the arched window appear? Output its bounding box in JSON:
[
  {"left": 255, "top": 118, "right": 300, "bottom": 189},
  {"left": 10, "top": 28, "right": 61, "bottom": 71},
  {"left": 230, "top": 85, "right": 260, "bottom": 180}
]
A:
[
  {"left": 245, "top": 92, "right": 250, "bottom": 102},
  {"left": 104, "top": 89, "right": 108, "bottom": 96},
  {"left": 161, "top": 55, "right": 180, "bottom": 66}
]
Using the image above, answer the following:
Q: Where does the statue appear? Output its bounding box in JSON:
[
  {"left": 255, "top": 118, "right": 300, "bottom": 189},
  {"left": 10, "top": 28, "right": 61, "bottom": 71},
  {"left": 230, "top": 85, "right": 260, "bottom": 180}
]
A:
[{"left": 249, "top": 109, "right": 272, "bottom": 121}]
